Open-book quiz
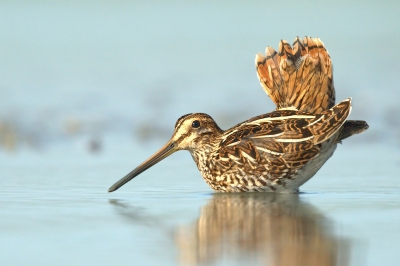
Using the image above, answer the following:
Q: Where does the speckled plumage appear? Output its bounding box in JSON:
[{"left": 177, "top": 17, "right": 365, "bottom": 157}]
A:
[{"left": 108, "top": 36, "right": 368, "bottom": 193}]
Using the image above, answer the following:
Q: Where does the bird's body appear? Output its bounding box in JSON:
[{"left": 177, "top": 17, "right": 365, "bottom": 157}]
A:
[
  {"left": 175, "top": 101, "right": 351, "bottom": 193},
  {"left": 108, "top": 36, "right": 368, "bottom": 193}
]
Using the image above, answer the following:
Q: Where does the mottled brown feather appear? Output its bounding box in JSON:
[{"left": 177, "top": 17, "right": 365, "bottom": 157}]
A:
[
  {"left": 256, "top": 36, "right": 335, "bottom": 113},
  {"left": 213, "top": 99, "right": 351, "bottom": 186}
]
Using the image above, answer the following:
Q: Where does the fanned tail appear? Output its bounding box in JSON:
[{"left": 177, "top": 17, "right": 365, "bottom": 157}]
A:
[{"left": 256, "top": 36, "right": 335, "bottom": 114}]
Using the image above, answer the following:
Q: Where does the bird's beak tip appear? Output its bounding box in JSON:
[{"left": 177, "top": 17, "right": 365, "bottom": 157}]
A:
[{"left": 107, "top": 139, "right": 178, "bottom": 192}]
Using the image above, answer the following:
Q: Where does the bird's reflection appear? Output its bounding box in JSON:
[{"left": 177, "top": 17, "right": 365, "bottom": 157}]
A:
[
  {"left": 109, "top": 193, "right": 350, "bottom": 266},
  {"left": 175, "top": 193, "right": 349, "bottom": 265}
]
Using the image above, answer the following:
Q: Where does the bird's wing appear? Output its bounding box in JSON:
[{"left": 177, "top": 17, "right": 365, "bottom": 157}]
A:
[{"left": 216, "top": 99, "right": 351, "bottom": 179}]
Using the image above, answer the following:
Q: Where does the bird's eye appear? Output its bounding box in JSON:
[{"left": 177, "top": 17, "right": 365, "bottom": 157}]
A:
[{"left": 192, "top": 120, "right": 200, "bottom": 128}]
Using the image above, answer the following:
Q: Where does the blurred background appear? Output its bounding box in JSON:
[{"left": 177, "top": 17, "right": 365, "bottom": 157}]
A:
[
  {"left": 0, "top": 0, "right": 398, "bottom": 154},
  {"left": 1, "top": 1, "right": 399, "bottom": 266}
]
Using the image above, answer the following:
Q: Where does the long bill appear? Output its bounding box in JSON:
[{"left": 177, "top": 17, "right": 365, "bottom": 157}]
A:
[{"left": 108, "top": 140, "right": 178, "bottom": 192}]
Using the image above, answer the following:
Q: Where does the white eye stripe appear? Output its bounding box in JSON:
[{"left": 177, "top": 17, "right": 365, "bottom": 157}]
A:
[{"left": 199, "top": 128, "right": 213, "bottom": 134}]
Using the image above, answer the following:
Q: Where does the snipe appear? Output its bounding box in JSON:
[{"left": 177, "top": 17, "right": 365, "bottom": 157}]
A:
[{"left": 109, "top": 36, "right": 368, "bottom": 193}]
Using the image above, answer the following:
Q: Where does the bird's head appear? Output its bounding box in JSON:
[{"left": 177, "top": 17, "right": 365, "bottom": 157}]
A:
[{"left": 108, "top": 113, "right": 222, "bottom": 192}]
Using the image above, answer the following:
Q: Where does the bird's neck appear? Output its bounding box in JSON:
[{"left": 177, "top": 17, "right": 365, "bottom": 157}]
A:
[{"left": 189, "top": 131, "right": 222, "bottom": 173}]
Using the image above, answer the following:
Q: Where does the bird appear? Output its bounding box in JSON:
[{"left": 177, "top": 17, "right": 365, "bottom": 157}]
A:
[{"left": 108, "top": 36, "right": 368, "bottom": 193}]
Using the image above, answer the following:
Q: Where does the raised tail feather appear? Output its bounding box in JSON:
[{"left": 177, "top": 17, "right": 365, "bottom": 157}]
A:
[{"left": 256, "top": 36, "right": 335, "bottom": 114}]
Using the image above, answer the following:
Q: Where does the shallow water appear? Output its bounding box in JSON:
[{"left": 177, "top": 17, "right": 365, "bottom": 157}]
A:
[
  {"left": 1, "top": 143, "right": 399, "bottom": 266},
  {"left": 1, "top": 1, "right": 399, "bottom": 266}
]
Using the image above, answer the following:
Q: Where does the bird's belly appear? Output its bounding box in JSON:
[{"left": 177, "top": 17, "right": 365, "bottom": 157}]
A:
[
  {"left": 200, "top": 138, "right": 338, "bottom": 193},
  {"left": 279, "top": 140, "right": 338, "bottom": 192}
]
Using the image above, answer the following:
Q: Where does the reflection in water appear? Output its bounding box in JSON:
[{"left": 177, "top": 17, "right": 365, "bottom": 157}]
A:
[
  {"left": 109, "top": 194, "right": 350, "bottom": 265},
  {"left": 176, "top": 194, "right": 349, "bottom": 266},
  {"left": 109, "top": 200, "right": 165, "bottom": 228}
]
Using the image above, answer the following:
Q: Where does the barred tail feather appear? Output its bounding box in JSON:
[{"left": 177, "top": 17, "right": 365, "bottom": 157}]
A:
[{"left": 256, "top": 36, "right": 335, "bottom": 114}]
